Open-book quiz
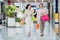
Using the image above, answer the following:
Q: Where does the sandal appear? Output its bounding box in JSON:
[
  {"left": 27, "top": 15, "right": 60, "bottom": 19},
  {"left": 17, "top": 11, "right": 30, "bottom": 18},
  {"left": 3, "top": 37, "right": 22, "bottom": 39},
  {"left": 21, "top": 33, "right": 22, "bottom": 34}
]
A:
[
  {"left": 28, "top": 32, "right": 31, "bottom": 37},
  {"left": 40, "top": 33, "right": 44, "bottom": 36}
]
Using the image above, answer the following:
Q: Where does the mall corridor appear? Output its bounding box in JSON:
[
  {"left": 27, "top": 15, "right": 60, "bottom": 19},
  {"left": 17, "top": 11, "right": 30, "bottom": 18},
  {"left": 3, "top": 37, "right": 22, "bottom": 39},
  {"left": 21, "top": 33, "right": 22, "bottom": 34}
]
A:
[
  {"left": 0, "top": 22, "right": 59, "bottom": 40},
  {"left": 0, "top": 0, "right": 60, "bottom": 40}
]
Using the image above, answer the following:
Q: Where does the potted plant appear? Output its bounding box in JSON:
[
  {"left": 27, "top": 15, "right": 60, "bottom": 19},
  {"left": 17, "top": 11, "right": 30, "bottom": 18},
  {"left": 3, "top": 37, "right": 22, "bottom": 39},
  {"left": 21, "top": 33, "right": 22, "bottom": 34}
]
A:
[
  {"left": 6, "top": 6, "right": 17, "bottom": 27},
  {"left": 21, "top": 9, "right": 25, "bottom": 14},
  {"left": 15, "top": 17, "right": 21, "bottom": 27},
  {"left": 19, "top": 19, "right": 26, "bottom": 25},
  {"left": 19, "top": 8, "right": 25, "bottom": 25},
  {"left": 15, "top": 17, "right": 25, "bottom": 27}
]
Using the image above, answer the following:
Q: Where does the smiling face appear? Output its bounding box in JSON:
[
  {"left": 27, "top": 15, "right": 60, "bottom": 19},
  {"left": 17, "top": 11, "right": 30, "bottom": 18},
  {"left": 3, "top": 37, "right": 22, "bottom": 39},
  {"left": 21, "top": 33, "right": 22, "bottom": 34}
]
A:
[
  {"left": 26, "top": 4, "right": 31, "bottom": 10},
  {"left": 28, "top": 5, "right": 31, "bottom": 10}
]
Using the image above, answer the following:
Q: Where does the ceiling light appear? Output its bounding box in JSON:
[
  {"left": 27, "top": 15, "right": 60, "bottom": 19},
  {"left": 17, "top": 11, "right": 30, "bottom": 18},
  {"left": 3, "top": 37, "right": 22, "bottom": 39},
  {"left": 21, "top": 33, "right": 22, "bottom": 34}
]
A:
[
  {"left": 25, "top": 0, "right": 28, "bottom": 2},
  {"left": 34, "top": 0, "right": 37, "bottom": 3},
  {"left": 42, "top": 0, "right": 44, "bottom": 2}
]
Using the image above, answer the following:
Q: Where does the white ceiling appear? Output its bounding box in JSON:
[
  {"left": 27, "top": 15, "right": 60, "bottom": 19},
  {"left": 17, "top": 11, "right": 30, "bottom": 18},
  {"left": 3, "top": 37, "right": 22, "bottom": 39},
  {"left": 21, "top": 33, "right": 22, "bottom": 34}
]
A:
[{"left": 4, "top": 0, "right": 51, "bottom": 3}]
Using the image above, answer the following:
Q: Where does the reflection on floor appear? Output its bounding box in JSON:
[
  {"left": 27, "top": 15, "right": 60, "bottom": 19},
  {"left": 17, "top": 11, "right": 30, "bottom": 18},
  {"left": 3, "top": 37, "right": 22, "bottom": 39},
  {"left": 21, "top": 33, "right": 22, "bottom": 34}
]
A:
[{"left": 0, "top": 22, "right": 59, "bottom": 40}]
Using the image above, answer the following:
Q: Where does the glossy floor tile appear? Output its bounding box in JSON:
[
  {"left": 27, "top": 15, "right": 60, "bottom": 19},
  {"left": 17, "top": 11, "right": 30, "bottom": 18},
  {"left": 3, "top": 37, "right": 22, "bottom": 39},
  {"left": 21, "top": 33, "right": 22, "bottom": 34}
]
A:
[{"left": 0, "top": 22, "right": 59, "bottom": 40}]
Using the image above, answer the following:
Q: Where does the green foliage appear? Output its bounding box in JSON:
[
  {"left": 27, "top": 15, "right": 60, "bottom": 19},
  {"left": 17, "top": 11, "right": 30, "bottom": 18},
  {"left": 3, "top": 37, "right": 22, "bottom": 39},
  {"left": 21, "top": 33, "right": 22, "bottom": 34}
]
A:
[
  {"left": 15, "top": 17, "right": 20, "bottom": 22},
  {"left": 6, "top": 6, "right": 17, "bottom": 17},
  {"left": 21, "top": 9, "right": 25, "bottom": 14}
]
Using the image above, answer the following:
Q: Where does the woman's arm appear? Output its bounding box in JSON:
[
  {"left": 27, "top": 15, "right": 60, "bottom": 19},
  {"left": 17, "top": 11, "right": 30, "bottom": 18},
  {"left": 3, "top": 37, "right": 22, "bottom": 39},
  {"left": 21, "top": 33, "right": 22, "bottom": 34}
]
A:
[
  {"left": 33, "top": 13, "right": 37, "bottom": 15},
  {"left": 36, "top": 10, "right": 41, "bottom": 24},
  {"left": 44, "top": 9, "right": 48, "bottom": 15}
]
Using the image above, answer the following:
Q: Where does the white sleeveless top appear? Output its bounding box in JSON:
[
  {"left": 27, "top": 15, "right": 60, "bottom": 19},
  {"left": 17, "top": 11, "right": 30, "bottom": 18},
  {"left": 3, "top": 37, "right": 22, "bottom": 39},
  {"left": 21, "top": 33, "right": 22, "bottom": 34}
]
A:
[{"left": 25, "top": 9, "right": 32, "bottom": 18}]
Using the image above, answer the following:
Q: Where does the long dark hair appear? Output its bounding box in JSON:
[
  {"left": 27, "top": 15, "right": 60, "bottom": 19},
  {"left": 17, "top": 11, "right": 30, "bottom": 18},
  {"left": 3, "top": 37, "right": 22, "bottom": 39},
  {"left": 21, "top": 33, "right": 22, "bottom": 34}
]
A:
[{"left": 26, "top": 4, "right": 31, "bottom": 9}]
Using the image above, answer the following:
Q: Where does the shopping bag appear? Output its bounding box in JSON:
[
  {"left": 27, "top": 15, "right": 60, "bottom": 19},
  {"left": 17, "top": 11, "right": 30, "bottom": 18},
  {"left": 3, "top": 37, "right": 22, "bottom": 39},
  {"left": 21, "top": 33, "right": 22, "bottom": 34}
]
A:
[
  {"left": 32, "top": 16, "right": 36, "bottom": 22},
  {"left": 36, "top": 24, "right": 40, "bottom": 30},
  {"left": 41, "top": 14, "right": 50, "bottom": 22}
]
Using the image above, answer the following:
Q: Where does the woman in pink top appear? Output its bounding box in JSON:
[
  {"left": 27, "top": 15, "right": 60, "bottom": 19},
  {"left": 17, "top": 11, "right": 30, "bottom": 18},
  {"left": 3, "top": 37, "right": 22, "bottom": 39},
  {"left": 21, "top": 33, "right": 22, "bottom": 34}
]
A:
[{"left": 37, "top": 3, "right": 48, "bottom": 36}]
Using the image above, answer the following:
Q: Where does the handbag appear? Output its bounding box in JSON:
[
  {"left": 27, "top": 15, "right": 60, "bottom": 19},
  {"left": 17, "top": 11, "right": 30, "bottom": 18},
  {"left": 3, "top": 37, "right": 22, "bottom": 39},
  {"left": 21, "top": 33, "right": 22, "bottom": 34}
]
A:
[
  {"left": 41, "top": 14, "right": 50, "bottom": 22},
  {"left": 36, "top": 24, "right": 40, "bottom": 30},
  {"left": 32, "top": 16, "right": 36, "bottom": 22}
]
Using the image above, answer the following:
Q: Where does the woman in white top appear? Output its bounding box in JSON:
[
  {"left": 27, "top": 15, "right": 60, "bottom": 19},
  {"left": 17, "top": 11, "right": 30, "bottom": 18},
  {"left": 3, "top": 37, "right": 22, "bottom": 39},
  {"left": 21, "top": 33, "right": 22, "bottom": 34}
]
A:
[
  {"left": 25, "top": 4, "right": 33, "bottom": 37},
  {"left": 37, "top": 3, "right": 48, "bottom": 36}
]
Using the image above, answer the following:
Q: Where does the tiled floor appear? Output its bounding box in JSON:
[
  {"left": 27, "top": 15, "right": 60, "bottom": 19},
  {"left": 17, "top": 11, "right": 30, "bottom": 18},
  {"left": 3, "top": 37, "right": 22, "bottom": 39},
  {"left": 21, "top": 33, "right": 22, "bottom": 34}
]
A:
[{"left": 0, "top": 21, "right": 59, "bottom": 40}]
